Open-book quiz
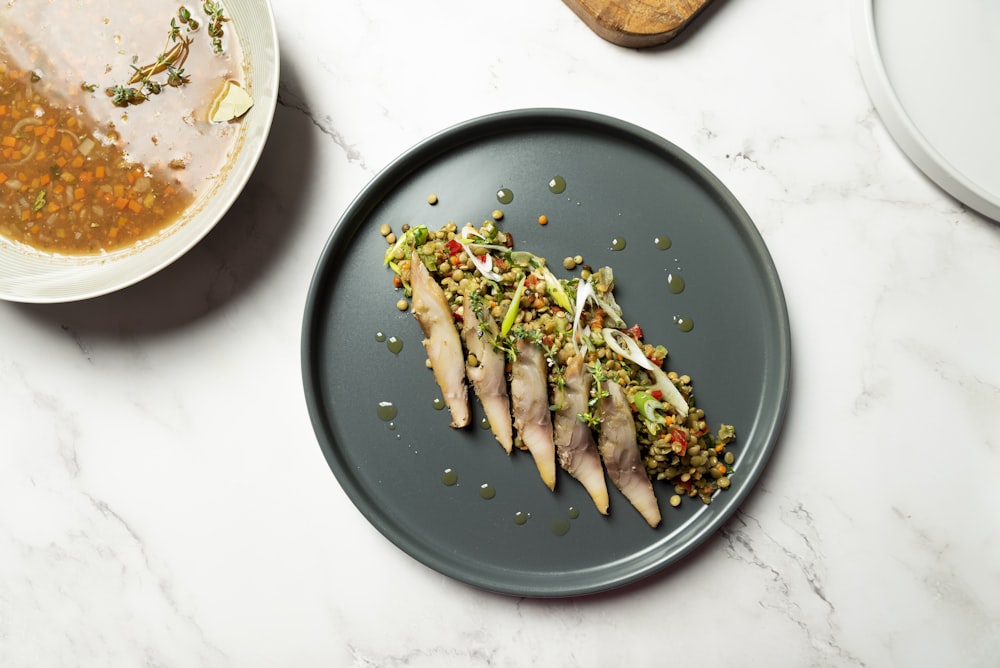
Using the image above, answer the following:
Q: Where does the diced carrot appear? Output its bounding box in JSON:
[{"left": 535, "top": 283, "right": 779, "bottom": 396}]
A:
[
  {"left": 70, "top": 155, "right": 84, "bottom": 168},
  {"left": 163, "top": 186, "right": 176, "bottom": 197},
  {"left": 0, "top": 105, "right": 7, "bottom": 115},
  {"left": 74, "top": 187, "right": 85, "bottom": 200},
  {"left": 55, "top": 156, "right": 67, "bottom": 167},
  {"left": 78, "top": 171, "right": 93, "bottom": 184},
  {"left": 1, "top": 136, "right": 16, "bottom": 148},
  {"left": 46, "top": 202, "right": 60, "bottom": 213},
  {"left": 94, "top": 165, "right": 105, "bottom": 179},
  {"left": 33, "top": 125, "right": 47, "bottom": 137},
  {"left": 108, "top": 227, "right": 119, "bottom": 238},
  {"left": 59, "top": 134, "right": 74, "bottom": 152},
  {"left": 35, "top": 151, "right": 47, "bottom": 161},
  {"left": 127, "top": 200, "right": 142, "bottom": 214},
  {"left": 0, "top": 172, "right": 7, "bottom": 185},
  {"left": 20, "top": 210, "right": 30, "bottom": 222}
]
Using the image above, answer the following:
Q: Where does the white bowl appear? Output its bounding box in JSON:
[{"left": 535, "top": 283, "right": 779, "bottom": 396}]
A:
[{"left": 0, "top": 0, "right": 280, "bottom": 303}]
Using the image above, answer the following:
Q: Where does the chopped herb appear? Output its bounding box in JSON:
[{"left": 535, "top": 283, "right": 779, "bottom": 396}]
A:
[{"left": 32, "top": 189, "right": 47, "bottom": 212}]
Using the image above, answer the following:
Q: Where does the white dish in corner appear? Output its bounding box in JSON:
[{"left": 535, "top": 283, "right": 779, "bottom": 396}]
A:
[{"left": 853, "top": 0, "right": 1000, "bottom": 221}]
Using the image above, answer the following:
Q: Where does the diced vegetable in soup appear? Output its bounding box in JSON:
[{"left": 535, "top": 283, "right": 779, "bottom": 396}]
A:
[{"left": 0, "top": 1, "right": 248, "bottom": 254}]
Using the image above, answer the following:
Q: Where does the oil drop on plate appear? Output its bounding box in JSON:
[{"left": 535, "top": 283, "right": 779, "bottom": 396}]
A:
[{"left": 376, "top": 401, "right": 397, "bottom": 421}]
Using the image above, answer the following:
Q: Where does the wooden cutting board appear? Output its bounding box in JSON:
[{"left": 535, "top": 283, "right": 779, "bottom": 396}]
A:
[{"left": 563, "top": 0, "right": 715, "bottom": 48}]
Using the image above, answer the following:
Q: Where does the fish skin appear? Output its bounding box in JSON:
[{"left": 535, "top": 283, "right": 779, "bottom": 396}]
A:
[
  {"left": 510, "top": 338, "right": 557, "bottom": 490},
  {"left": 553, "top": 356, "right": 609, "bottom": 514},
  {"left": 597, "top": 380, "right": 662, "bottom": 528},
  {"left": 462, "top": 292, "right": 513, "bottom": 452},
  {"left": 410, "top": 251, "right": 470, "bottom": 428}
]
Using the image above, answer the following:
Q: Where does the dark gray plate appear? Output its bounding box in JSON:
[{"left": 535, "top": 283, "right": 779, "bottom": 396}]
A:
[{"left": 302, "top": 109, "right": 790, "bottom": 597}]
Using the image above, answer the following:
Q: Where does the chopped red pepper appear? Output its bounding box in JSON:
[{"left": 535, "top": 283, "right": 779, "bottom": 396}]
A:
[
  {"left": 670, "top": 429, "right": 688, "bottom": 456},
  {"left": 626, "top": 323, "right": 644, "bottom": 340},
  {"left": 650, "top": 389, "right": 663, "bottom": 400},
  {"left": 445, "top": 239, "right": 463, "bottom": 256},
  {"left": 503, "top": 232, "right": 514, "bottom": 248},
  {"left": 524, "top": 273, "right": 539, "bottom": 289}
]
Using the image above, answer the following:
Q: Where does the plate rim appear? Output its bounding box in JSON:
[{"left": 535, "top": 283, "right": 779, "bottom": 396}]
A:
[
  {"left": 853, "top": 0, "right": 1000, "bottom": 222},
  {"left": 301, "top": 108, "right": 791, "bottom": 597}
]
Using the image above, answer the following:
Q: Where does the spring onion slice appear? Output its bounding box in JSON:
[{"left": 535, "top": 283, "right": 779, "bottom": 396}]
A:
[
  {"left": 571, "top": 281, "right": 597, "bottom": 354},
  {"left": 458, "top": 224, "right": 505, "bottom": 281},
  {"left": 537, "top": 264, "right": 573, "bottom": 311},
  {"left": 603, "top": 328, "right": 688, "bottom": 417},
  {"left": 633, "top": 390, "right": 669, "bottom": 435},
  {"left": 500, "top": 274, "right": 527, "bottom": 338},
  {"left": 383, "top": 224, "right": 428, "bottom": 266}
]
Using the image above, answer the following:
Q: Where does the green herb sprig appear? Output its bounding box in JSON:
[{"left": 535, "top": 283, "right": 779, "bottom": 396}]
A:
[{"left": 104, "top": 3, "right": 227, "bottom": 108}]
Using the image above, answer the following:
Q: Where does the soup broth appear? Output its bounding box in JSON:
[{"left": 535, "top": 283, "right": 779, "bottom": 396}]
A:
[{"left": 0, "top": 1, "right": 247, "bottom": 254}]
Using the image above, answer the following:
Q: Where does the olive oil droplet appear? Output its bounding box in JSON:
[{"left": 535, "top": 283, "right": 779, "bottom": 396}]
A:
[
  {"left": 375, "top": 331, "right": 386, "bottom": 342},
  {"left": 442, "top": 468, "right": 458, "bottom": 486},
  {"left": 386, "top": 336, "right": 403, "bottom": 354},
  {"left": 551, "top": 519, "right": 571, "bottom": 536},
  {"left": 479, "top": 417, "right": 492, "bottom": 430},
  {"left": 514, "top": 511, "right": 528, "bottom": 526},
  {"left": 479, "top": 483, "right": 496, "bottom": 500},
  {"left": 377, "top": 401, "right": 397, "bottom": 421},
  {"left": 667, "top": 273, "right": 685, "bottom": 294},
  {"left": 674, "top": 316, "right": 694, "bottom": 333},
  {"left": 432, "top": 397, "right": 446, "bottom": 411},
  {"left": 568, "top": 506, "right": 580, "bottom": 519},
  {"left": 548, "top": 175, "right": 567, "bottom": 194},
  {"left": 654, "top": 235, "right": 672, "bottom": 250},
  {"left": 496, "top": 188, "right": 514, "bottom": 205},
  {"left": 611, "top": 237, "right": 626, "bottom": 251}
]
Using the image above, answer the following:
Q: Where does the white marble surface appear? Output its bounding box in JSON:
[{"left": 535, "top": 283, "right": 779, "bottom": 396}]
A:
[{"left": 2, "top": 0, "right": 999, "bottom": 665}]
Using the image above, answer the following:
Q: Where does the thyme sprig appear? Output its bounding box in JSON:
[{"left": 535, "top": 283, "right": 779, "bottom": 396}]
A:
[
  {"left": 104, "top": 3, "right": 227, "bottom": 108},
  {"left": 203, "top": 1, "right": 228, "bottom": 53}
]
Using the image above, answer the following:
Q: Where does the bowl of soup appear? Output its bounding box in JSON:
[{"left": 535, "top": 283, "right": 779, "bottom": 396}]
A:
[{"left": 0, "top": 0, "right": 279, "bottom": 302}]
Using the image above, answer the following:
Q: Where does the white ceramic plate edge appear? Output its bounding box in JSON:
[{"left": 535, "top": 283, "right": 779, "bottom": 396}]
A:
[{"left": 852, "top": 0, "right": 1000, "bottom": 222}]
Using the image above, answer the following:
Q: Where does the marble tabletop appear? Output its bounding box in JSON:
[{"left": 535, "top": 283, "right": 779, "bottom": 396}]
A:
[{"left": 3, "top": 0, "right": 999, "bottom": 665}]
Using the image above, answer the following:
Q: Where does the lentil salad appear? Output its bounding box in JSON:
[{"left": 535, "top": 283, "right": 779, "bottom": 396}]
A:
[{"left": 383, "top": 217, "right": 736, "bottom": 525}]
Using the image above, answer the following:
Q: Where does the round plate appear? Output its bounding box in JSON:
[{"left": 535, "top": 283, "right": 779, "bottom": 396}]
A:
[
  {"left": 854, "top": 0, "right": 1000, "bottom": 221},
  {"left": 302, "top": 109, "right": 790, "bottom": 597}
]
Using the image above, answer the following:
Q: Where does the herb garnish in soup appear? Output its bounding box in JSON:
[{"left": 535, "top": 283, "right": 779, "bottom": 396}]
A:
[{"left": 0, "top": 1, "right": 251, "bottom": 254}]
